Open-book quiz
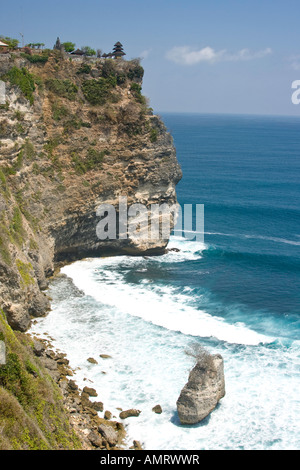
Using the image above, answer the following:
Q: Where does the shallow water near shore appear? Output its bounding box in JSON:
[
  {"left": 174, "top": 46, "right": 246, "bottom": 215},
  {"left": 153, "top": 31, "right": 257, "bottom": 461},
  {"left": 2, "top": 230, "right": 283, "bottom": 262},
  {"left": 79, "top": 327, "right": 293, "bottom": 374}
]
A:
[{"left": 30, "top": 113, "right": 300, "bottom": 450}]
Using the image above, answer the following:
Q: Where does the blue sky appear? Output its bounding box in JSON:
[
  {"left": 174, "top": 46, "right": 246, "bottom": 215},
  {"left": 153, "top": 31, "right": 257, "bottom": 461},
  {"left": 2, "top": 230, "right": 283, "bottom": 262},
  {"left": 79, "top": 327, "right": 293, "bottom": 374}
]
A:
[{"left": 1, "top": 0, "right": 300, "bottom": 115}]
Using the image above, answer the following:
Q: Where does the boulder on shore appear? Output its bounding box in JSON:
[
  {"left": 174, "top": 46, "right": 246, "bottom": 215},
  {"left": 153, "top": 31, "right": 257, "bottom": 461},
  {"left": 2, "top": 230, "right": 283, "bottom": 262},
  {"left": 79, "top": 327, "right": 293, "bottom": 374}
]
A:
[
  {"left": 119, "top": 409, "right": 141, "bottom": 419},
  {"left": 176, "top": 352, "right": 225, "bottom": 425},
  {"left": 152, "top": 404, "right": 162, "bottom": 414}
]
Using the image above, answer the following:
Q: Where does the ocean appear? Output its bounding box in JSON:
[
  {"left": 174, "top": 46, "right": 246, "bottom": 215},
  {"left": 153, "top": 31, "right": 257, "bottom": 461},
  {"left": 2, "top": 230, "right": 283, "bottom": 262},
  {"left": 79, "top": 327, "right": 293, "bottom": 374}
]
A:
[{"left": 30, "top": 113, "right": 300, "bottom": 450}]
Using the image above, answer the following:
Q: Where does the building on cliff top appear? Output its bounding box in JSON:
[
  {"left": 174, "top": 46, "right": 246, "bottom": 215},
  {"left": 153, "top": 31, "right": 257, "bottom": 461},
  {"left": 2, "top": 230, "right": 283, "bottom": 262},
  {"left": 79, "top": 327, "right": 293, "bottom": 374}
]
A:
[
  {"left": 0, "top": 40, "right": 9, "bottom": 52},
  {"left": 112, "top": 41, "right": 126, "bottom": 59},
  {"left": 70, "top": 48, "right": 85, "bottom": 56}
]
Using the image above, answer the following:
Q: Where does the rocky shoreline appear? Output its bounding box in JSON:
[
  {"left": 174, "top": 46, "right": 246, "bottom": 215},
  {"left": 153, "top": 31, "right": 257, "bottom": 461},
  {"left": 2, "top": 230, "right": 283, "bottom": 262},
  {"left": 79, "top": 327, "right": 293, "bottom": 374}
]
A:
[{"left": 28, "top": 332, "right": 143, "bottom": 450}]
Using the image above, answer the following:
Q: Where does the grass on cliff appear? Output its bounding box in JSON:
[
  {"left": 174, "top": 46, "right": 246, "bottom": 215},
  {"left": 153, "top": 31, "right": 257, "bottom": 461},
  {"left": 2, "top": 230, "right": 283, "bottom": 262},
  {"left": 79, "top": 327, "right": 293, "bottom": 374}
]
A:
[
  {"left": 45, "top": 78, "right": 78, "bottom": 101},
  {"left": 0, "top": 223, "right": 11, "bottom": 265},
  {"left": 0, "top": 309, "right": 82, "bottom": 450},
  {"left": 0, "top": 168, "right": 10, "bottom": 198},
  {"left": 2, "top": 67, "right": 36, "bottom": 105},
  {"left": 0, "top": 203, "right": 26, "bottom": 265},
  {"left": 82, "top": 77, "right": 119, "bottom": 105},
  {"left": 21, "top": 50, "right": 50, "bottom": 64},
  {"left": 8, "top": 206, "right": 26, "bottom": 247},
  {"left": 16, "top": 259, "right": 34, "bottom": 287},
  {"left": 71, "top": 147, "right": 109, "bottom": 175}
]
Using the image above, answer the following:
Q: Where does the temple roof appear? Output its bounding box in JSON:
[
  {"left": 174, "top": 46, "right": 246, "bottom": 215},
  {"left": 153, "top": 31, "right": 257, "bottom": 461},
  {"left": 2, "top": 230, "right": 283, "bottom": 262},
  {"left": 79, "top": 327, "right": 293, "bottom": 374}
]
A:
[{"left": 71, "top": 49, "right": 85, "bottom": 55}]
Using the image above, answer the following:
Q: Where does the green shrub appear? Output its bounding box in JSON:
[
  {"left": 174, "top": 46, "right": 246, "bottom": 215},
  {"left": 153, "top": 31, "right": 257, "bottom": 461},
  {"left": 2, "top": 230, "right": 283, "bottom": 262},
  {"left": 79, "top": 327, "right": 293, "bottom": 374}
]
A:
[
  {"left": 71, "top": 152, "right": 89, "bottom": 175},
  {"left": 62, "top": 41, "right": 75, "bottom": 53},
  {"left": 14, "top": 150, "right": 24, "bottom": 170},
  {"left": 71, "top": 148, "right": 108, "bottom": 174},
  {"left": 10, "top": 207, "right": 25, "bottom": 245},
  {"left": 45, "top": 79, "right": 78, "bottom": 101},
  {"left": 127, "top": 62, "right": 144, "bottom": 81},
  {"left": 85, "top": 147, "right": 107, "bottom": 169},
  {"left": 52, "top": 102, "right": 69, "bottom": 121},
  {"left": 116, "top": 72, "right": 126, "bottom": 85},
  {"left": 81, "top": 46, "right": 96, "bottom": 57},
  {"left": 63, "top": 117, "right": 82, "bottom": 131},
  {"left": 0, "top": 36, "right": 19, "bottom": 49},
  {"left": 150, "top": 127, "right": 158, "bottom": 143},
  {"left": 32, "top": 74, "right": 44, "bottom": 91},
  {"left": 63, "top": 117, "right": 91, "bottom": 133},
  {"left": 0, "top": 168, "right": 9, "bottom": 195},
  {"left": 0, "top": 353, "right": 23, "bottom": 393},
  {"left": 0, "top": 311, "right": 82, "bottom": 450},
  {"left": 130, "top": 82, "right": 142, "bottom": 98},
  {"left": 43, "top": 136, "right": 61, "bottom": 156},
  {"left": 100, "top": 60, "right": 125, "bottom": 85},
  {"left": 12, "top": 110, "right": 25, "bottom": 121},
  {"left": 81, "top": 121, "right": 91, "bottom": 128},
  {"left": 0, "top": 119, "right": 10, "bottom": 137},
  {"left": 2, "top": 67, "right": 35, "bottom": 105},
  {"left": 16, "top": 123, "right": 25, "bottom": 134},
  {"left": 23, "top": 139, "right": 36, "bottom": 160},
  {"left": 0, "top": 223, "right": 11, "bottom": 265},
  {"left": 0, "top": 146, "right": 28, "bottom": 176},
  {"left": 101, "top": 60, "right": 116, "bottom": 78},
  {"left": 82, "top": 78, "right": 117, "bottom": 105},
  {"left": 16, "top": 259, "right": 34, "bottom": 287},
  {"left": 21, "top": 52, "right": 49, "bottom": 64},
  {"left": 130, "top": 82, "right": 147, "bottom": 106},
  {"left": 76, "top": 63, "right": 91, "bottom": 75},
  {"left": 0, "top": 101, "right": 9, "bottom": 111}
]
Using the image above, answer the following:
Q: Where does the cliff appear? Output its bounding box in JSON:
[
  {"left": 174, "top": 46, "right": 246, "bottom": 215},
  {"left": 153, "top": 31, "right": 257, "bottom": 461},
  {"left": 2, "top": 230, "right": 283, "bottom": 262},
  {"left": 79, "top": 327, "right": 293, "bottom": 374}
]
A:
[
  {"left": 0, "top": 49, "right": 182, "bottom": 332},
  {"left": 0, "top": 49, "right": 181, "bottom": 450}
]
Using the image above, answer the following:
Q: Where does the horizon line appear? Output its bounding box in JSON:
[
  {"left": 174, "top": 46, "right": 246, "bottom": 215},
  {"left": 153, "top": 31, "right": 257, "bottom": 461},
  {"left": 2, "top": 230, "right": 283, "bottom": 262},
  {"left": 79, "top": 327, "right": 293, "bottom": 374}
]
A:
[{"left": 154, "top": 110, "right": 300, "bottom": 119}]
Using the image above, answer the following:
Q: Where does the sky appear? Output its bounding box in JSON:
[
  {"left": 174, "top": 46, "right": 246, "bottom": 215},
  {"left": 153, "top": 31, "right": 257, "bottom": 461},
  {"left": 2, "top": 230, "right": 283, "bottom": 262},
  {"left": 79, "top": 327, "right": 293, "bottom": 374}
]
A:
[{"left": 1, "top": 0, "right": 300, "bottom": 116}]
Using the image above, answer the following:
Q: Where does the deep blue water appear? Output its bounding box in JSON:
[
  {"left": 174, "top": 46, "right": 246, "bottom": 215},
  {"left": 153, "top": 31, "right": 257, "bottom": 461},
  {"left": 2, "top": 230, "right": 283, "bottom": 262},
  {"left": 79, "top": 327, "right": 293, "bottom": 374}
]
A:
[
  {"left": 31, "top": 113, "right": 300, "bottom": 450},
  {"left": 162, "top": 113, "right": 300, "bottom": 339}
]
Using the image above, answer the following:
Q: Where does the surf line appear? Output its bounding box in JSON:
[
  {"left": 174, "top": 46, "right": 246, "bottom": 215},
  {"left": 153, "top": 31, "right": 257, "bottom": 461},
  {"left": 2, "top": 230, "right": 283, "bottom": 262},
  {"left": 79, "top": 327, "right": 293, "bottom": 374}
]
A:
[{"left": 95, "top": 196, "right": 204, "bottom": 242}]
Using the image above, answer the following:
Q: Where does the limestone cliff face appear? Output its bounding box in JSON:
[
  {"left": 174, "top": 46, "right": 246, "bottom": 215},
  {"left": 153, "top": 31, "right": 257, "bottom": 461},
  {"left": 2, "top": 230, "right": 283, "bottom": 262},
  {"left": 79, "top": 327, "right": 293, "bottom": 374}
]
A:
[{"left": 0, "top": 50, "right": 182, "bottom": 331}]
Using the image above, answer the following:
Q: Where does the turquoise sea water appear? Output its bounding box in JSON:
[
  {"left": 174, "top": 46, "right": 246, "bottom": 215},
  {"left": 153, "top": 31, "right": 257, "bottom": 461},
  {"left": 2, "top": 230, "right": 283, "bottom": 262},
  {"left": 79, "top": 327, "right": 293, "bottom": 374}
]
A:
[{"left": 30, "top": 113, "right": 300, "bottom": 450}]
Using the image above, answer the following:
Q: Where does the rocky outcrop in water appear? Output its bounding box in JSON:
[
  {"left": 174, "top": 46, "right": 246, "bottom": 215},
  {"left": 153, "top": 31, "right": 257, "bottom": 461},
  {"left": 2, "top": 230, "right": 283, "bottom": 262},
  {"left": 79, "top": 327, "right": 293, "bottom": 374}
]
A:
[{"left": 176, "top": 352, "right": 225, "bottom": 425}]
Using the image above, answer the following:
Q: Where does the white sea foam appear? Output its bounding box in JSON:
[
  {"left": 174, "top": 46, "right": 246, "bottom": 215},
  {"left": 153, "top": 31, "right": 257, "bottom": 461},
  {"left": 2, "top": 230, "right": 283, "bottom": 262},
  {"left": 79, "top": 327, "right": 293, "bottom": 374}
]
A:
[
  {"left": 60, "top": 237, "right": 273, "bottom": 347},
  {"left": 29, "top": 234, "right": 300, "bottom": 450},
  {"left": 30, "top": 275, "right": 300, "bottom": 451},
  {"left": 200, "top": 231, "right": 300, "bottom": 246},
  {"left": 176, "top": 229, "right": 300, "bottom": 246}
]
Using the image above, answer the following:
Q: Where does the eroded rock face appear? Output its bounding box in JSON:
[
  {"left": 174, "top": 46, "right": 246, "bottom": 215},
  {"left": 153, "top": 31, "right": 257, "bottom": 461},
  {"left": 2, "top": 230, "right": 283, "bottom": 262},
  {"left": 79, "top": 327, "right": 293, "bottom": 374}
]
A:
[
  {"left": 176, "top": 354, "right": 225, "bottom": 425},
  {"left": 0, "top": 53, "right": 182, "bottom": 331}
]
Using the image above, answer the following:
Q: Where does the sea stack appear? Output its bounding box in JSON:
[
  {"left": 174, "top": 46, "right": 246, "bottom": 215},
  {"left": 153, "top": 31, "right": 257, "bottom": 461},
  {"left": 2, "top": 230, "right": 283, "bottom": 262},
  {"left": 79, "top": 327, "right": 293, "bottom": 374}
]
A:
[{"left": 176, "top": 353, "right": 225, "bottom": 425}]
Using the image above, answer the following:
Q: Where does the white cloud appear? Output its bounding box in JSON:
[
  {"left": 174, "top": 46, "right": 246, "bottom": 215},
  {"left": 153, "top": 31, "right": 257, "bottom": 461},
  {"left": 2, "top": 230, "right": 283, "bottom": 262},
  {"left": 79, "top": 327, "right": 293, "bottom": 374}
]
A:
[
  {"left": 224, "top": 47, "right": 272, "bottom": 61},
  {"left": 289, "top": 55, "right": 300, "bottom": 70},
  {"left": 166, "top": 46, "right": 221, "bottom": 65},
  {"left": 166, "top": 46, "right": 272, "bottom": 65},
  {"left": 139, "top": 48, "right": 152, "bottom": 59}
]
